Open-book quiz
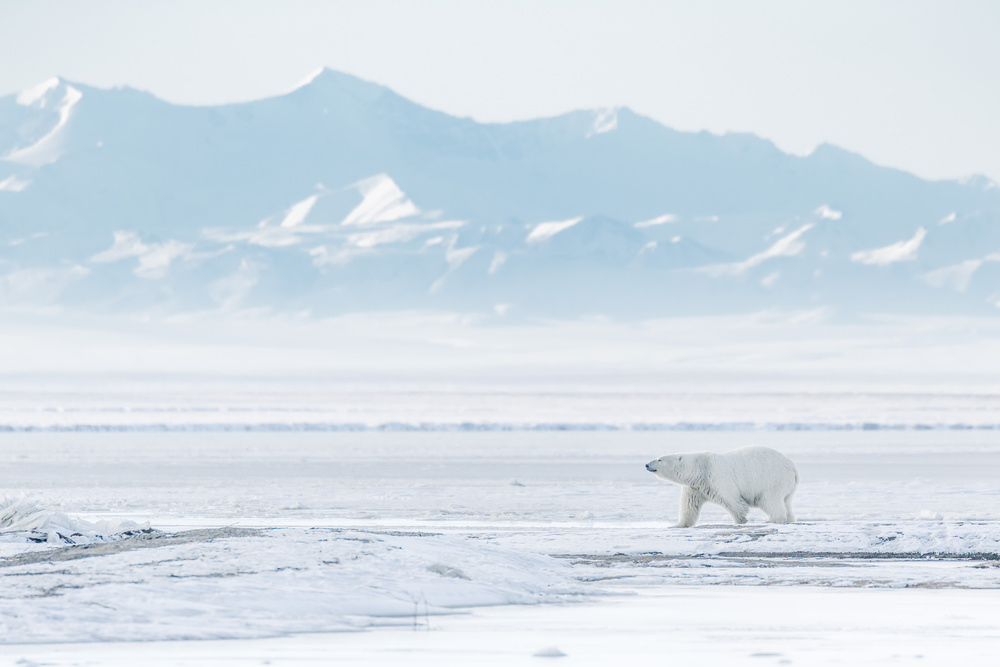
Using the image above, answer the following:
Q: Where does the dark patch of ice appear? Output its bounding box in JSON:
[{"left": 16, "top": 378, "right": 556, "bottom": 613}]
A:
[{"left": 0, "top": 527, "right": 259, "bottom": 568}]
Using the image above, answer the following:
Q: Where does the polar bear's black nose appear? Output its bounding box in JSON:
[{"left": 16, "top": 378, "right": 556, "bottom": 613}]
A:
[{"left": 645, "top": 462, "right": 653, "bottom": 471}]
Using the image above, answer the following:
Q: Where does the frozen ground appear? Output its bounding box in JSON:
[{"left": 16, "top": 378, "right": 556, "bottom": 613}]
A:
[
  {"left": 1, "top": 386, "right": 999, "bottom": 664},
  {"left": 2, "top": 587, "right": 997, "bottom": 666}
]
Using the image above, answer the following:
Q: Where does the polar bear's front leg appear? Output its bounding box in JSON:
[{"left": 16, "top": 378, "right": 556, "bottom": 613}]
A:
[{"left": 676, "top": 486, "right": 706, "bottom": 527}]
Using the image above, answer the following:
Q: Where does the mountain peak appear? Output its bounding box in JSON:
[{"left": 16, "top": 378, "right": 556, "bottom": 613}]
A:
[
  {"left": 291, "top": 67, "right": 331, "bottom": 90},
  {"left": 586, "top": 107, "right": 619, "bottom": 137},
  {"left": 287, "top": 67, "right": 390, "bottom": 102},
  {"left": 6, "top": 77, "right": 84, "bottom": 167},
  {"left": 15, "top": 76, "right": 74, "bottom": 108},
  {"left": 958, "top": 174, "right": 999, "bottom": 191}
]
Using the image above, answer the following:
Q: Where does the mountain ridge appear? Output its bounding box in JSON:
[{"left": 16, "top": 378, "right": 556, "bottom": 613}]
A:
[{"left": 2, "top": 69, "right": 999, "bottom": 319}]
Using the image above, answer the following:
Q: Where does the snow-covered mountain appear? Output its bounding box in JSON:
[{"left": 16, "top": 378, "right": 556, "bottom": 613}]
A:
[{"left": 2, "top": 68, "right": 1000, "bottom": 319}]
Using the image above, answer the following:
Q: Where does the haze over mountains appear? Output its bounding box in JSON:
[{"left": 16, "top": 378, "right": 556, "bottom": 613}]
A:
[{"left": 2, "top": 68, "right": 999, "bottom": 320}]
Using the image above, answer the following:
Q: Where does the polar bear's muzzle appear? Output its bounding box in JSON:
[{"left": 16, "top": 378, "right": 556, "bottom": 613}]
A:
[{"left": 645, "top": 460, "right": 658, "bottom": 472}]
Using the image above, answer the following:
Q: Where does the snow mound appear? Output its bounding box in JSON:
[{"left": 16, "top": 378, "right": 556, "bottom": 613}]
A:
[
  {"left": 0, "top": 527, "right": 586, "bottom": 642},
  {"left": 526, "top": 217, "right": 583, "bottom": 244},
  {"left": 0, "top": 175, "right": 31, "bottom": 192},
  {"left": 814, "top": 204, "right": 842, "bottom": 220},
  {"left": 279, "top": 194, "right": 319, "bottom": 228},
  {"left": 702, "top": 224, "right": 813, "bottom": 276},
  {"left": 0, "top": 497, "right": 149, "bottom": 545},
  {"left": 342, "top": 174, "right": 420, "bottom": 226},
  {"left": 634, "top": 214, "right": 677, "bottom": 228},
  {"left": 852, "top": 227, "right": 927, "bottom": 266},
  {"left": 90, "top": 231, "right": 193, "bottom": 280},
  {"left": 922, "top": 259, "right": 983, "bottom": 292}
]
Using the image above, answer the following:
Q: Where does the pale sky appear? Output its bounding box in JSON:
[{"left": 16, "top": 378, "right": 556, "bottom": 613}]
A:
[{"left": 2, "top": 0, "right": 999, "bottom": 183}]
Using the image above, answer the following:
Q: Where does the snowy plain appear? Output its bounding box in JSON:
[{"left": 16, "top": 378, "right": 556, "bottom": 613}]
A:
[{"left": 1, "top": 380, "right": 1000, "bottom": 665}]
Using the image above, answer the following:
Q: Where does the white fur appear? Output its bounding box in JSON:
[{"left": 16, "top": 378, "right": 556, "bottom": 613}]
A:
[{"left": 645, "top": 446, "right": 798, "bottom": 527}]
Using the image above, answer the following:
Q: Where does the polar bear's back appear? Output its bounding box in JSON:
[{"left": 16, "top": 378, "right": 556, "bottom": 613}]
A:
[{"left": 716, "top": 446, "right": 798, "bottom": 496}]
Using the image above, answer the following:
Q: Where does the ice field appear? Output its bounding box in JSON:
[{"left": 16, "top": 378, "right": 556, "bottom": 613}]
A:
[{"left": 1, "top": 384, "right": 999, "bottom": 665}]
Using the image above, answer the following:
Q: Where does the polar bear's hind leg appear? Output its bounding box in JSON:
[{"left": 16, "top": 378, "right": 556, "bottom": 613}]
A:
[
  {"left": 759, "top": 494, "right": 790, "bottom": 523},
  {"left": 720, "top": 498, "right": 750, "bottom": 524},
  {"left": 783, "top": 493, "right": 795, "bottom": 523}
]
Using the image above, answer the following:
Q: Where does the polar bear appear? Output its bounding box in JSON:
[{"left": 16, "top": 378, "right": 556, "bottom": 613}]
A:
[{"left": 645, "top": 446, "right": 798, "bottom": 527}]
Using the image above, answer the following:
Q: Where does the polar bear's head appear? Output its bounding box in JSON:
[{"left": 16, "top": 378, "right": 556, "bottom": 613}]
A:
[{"left": 645, "top": 453, "right": 709, "bottom": 486}]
